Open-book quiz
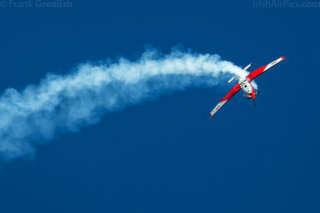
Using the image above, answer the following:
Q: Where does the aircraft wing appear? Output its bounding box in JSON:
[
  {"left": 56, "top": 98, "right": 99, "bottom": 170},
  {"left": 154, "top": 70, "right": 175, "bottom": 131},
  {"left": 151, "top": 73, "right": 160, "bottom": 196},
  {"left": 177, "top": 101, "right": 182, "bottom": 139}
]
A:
[
  {"left": 209, "top": 83, "right": 241, "bottom": 117},
  {"left": 246, "top": 56, "right": 285, "bottom": 81}
]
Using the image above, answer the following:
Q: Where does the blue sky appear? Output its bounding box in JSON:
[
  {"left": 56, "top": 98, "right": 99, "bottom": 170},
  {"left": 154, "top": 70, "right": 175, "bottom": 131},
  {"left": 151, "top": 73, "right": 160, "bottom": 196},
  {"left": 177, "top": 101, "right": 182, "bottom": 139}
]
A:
[{"left": 0, "top": 0, "right": 319, "bottom": 212}]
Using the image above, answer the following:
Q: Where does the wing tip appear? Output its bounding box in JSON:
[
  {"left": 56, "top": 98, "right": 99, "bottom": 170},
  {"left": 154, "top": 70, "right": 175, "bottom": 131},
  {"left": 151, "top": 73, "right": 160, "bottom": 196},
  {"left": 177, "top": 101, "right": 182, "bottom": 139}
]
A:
[
  {"left": 209, "top": 113, "right": 213, "bottom": 118},
  {"left": 281, "top": 56, "right": 285, "bottom": 60}
]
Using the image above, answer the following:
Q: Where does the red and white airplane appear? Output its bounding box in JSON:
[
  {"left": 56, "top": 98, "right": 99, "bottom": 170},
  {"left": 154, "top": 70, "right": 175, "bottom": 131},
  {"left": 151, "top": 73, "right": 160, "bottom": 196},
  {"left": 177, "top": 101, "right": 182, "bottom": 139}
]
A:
[{"left": 209, "top": 56, "right": 285, "bottom": 118}]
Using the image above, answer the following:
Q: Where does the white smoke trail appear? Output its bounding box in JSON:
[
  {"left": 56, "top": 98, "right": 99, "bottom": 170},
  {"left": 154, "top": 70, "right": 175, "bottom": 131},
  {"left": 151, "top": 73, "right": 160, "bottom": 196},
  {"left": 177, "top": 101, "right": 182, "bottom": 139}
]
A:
[{"left": 0, "top": 49, "right": 248, "bottom": 161}]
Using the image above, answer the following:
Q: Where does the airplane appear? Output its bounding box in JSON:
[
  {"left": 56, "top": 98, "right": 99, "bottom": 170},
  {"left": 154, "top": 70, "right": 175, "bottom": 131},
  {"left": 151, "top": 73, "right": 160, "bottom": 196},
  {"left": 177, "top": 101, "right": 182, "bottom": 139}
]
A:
[{"left": 209, "top": 56, "right": 285, "bottom": 118}]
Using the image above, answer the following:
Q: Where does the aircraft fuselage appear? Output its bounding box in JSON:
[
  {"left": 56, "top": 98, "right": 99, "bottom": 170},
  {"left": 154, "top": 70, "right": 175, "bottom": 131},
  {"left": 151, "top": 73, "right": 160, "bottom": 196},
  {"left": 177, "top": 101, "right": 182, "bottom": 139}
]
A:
[{"left": 239, "top": 79, "right": 256, "bottom": 99}]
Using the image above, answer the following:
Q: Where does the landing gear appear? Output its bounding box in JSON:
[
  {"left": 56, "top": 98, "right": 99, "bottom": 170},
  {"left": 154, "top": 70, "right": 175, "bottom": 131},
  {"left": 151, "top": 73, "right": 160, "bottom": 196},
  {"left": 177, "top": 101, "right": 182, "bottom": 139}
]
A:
[{"left": 253, "top": 99, "right": 256, "bottom": 106}]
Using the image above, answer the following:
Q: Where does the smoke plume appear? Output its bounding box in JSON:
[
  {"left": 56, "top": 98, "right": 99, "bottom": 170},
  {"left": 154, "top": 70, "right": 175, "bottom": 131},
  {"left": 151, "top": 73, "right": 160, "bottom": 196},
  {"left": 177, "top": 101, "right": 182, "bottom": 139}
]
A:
[{"left": 0, "top": 48, "right": 248, "bottom": 160}]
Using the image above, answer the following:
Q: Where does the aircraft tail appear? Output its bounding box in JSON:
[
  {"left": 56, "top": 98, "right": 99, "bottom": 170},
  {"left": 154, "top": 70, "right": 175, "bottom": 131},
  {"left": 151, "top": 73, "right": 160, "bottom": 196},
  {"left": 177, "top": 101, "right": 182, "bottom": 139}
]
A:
[{"left": 227, "top": 63, "right": 252, "bottom": 84}]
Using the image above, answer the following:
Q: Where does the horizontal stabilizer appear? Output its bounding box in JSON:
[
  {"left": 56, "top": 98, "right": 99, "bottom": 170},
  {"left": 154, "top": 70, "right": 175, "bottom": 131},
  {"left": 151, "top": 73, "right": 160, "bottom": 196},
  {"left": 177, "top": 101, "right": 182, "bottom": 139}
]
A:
[
  {"left": 227, "top": 76, "right": 236, "bottom": 84},
  {"left": 243, "top": 63, "right": 252, "bottom": 71}
]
